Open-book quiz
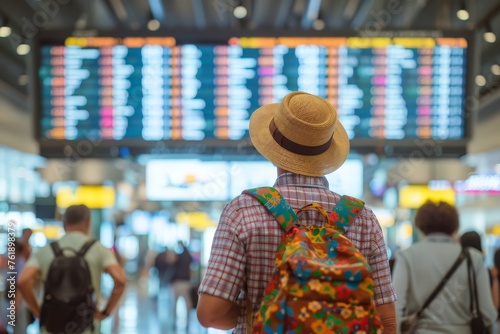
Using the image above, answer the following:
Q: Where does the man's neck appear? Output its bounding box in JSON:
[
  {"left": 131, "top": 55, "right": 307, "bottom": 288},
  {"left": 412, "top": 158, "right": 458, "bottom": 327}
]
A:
[
  {"left": 277, "top": 167, "right": 289, "bottom": 176},
  {"left": 64, "top": 227, "right": 88, "bottom": 234}
]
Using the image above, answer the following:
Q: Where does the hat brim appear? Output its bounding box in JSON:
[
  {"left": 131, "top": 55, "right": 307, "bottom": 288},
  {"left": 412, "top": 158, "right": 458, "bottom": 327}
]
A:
[{"left": 249, "top": 103, "right": 350, "bottom": 177}]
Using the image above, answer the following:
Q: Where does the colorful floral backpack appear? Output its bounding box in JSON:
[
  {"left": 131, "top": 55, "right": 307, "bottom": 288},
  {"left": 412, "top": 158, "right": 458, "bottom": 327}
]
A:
[{"left": 244, "top": 187, "right": 383, "bottom": 334}]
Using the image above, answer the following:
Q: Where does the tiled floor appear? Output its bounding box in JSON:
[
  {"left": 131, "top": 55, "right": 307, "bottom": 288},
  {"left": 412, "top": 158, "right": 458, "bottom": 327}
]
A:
[
  {"left": 24, "top": 281, "right": 231, "bottom": 334},
  {"left": 101, "top": 282, "right": 231, "bottom": 334}
]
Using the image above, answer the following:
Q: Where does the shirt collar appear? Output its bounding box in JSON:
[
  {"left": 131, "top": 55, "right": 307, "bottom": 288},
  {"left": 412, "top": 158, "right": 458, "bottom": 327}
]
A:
[
  {"left": 63, "top": 231, "right": 90, "bottom": 238},
  {"left": 274, "top": 172, "right": 330, "bottom": 189},
  {"left": 424, "top": 233, "right": 456, "bottom": 243}
]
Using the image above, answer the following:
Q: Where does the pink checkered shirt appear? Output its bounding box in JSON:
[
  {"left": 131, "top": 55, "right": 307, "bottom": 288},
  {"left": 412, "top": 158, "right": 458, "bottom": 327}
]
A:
[{"left": 199, "top": 173, "right": 396, "bottom": 333}]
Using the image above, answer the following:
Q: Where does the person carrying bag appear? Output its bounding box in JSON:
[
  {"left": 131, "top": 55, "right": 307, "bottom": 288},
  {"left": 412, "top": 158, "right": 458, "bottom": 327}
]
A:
[
  {"left": 393, "top": 202, "right": 498, "bottom": 334},
  {"left": 465, "top": 248, "right": 489, "bottom": 334},
  {"left": 401, "top": 250, "right": 466, "bottom": 334}
]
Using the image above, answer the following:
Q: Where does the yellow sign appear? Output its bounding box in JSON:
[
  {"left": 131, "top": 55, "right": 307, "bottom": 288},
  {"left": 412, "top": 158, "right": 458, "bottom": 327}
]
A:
[
  {"left": 347, "top": 38, "right": 393, "bottom": 48},
  {"left": 392, "top": 38, "right": 435, "bottom": 48},
  {"left": 399, "top": 185, "right": 455, "bottom": 209},
  {"left": 43, "top": 225, "right": 65, "bottom": 239},
  {"left": 56, "top": 186, "right": 115, "bottom": 209},
  {"left": 487, "top": 225, "right": 500, "bottom": 236},
  {"left": 176, "top": 212, "right": 217, "bottom": 231}
]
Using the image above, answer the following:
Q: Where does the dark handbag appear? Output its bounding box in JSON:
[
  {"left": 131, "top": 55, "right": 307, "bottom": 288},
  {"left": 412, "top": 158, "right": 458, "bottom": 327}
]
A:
[
  {"left": 400, "top": 312, "right": 419, "bottom": 334},
  {"left": 465, "top": 248, "right": 490, "bottom": 334},
  {"left": 400, "top": 250, "right": 467, "bottom": 334}
]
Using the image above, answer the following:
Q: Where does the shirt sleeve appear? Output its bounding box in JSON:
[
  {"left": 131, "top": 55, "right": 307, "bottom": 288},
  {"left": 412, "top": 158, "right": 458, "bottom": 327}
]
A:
[
  {"left": 199, "top": 203, "right": 246, "bottom": 302},
  {"left": 366, "top": 209, "right": 397, "bottom": 305},
  {"left": 97, "top": 243, "right": 118, "bottom": 271},
  {"left": 25, "top": 251, "right": 41, "bottom": 269}
]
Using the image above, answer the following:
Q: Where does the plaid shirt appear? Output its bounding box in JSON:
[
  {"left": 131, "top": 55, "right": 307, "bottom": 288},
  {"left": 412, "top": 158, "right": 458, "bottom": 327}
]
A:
[{"left": 199, "top": 173, "right": 396, "bottom": 333}]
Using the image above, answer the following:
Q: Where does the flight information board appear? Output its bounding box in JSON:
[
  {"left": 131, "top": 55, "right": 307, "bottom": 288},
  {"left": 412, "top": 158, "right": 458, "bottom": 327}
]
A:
[{"left": 38, "top": 36, "right": 468, "bottom": 142}]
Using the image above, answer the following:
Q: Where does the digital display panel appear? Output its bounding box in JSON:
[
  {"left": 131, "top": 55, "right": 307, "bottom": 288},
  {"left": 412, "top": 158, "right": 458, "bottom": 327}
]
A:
[
  {"left": 228, "top": 159, "right": 364, "bottom": 199},
  {"left": 325, "top": 159, "right": 364, "bottom": 199},
  {"left": 145, "top": 158, "right": 364, "bottom": 201},
  {"left": 229, "top": 161, "right": 277, "bottom": 197},
  {"left": 38, "top": 36, "right": 468, "bottom": 142},
  {"left": 146, "top": 159, "right": 229, "bottom": 201}
]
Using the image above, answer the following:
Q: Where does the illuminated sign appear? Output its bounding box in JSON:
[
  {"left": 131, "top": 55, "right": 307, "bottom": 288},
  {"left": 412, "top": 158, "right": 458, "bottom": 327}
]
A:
[
  {"left": 454, "top": 174, "right": 500, "bottom": 195},
  {"left": 39, "top": 36, "right": 468, "bottom": 142},
  {"left": 399, "top": 185, "right": 455, "bottom": 208},
  {"left": 176, "top": 212, "right": 217, "bottom": 231},
  {"left": 56, "top": 186, "right": 115, "bottom": 208},
  {"left": 146, "top": 160, "right": 228, "bottom": 201}
]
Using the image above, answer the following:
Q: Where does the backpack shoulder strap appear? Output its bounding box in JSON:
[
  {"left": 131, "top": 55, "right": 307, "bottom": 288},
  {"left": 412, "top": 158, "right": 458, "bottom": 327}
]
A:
[
  {"left": 50, "top": 242, "right": 64, "bottom": 257},
  {"left": 243, "top": 187, "right": 299, "bottom": 232},
  {"left": 330, "top": 195, "right": 365, "bottom": 234},
  {"left": 77, "top": 239, "right": 97, "bottom": 257}
]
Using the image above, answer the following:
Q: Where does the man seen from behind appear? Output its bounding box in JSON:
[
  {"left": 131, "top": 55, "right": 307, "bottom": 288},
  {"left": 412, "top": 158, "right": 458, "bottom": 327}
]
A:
[
  {"left": 197, "top": 92, "right": 397, "bottom": 333},
  {"left": 19, "top": 204, "right": 127, "bottom": 334}
]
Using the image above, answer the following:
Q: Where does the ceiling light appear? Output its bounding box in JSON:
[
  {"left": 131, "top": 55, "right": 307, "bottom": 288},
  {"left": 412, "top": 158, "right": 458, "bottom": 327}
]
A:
[
  {"left": 17, "top": 43, "right": 30, "bottom": 55},
  {"left": 492, "top": 64, "right": 500, "bottom": 76},
  {"left": 0, "top": 17, "right": 10, "bottom": 37},
  {"left": 233, "top": 6, "right": 248, "bottom": 19},
  {"left": 0, "top": 26, "right": 11, "bottom": 37},
  {"left": 75, "top": 18, "right": 87, "bottom": 30},
  {"left": 484, "top": 31, "right": 496, "bottom": 43},
  {"left": 457, "top": 9, "right": 469, "bottom": 20},
  {"left": 147, "top": 19, "right": 160, "bottom": 31},
  {"left": 484, "top": 23, "right": 496, "bottom": 43},
  {"left": 456, "top": 1, "right": 469, "bottom": 21},
  {"left": 18, "top": 74, "right": 28, "bottom": 86},
  {"left": 313, "top": 19, "right": 325, "bottom": 30},
  {"left": 475, "top": 75, "right": 486, "bottom": 86}
]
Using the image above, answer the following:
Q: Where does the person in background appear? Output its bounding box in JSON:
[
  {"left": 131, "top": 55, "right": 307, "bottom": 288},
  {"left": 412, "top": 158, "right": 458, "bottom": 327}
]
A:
[
  {"left": 110, "top": 233, "right": 125, "bottom": 334},
  {"left": 494, "top": 249, "right": 500, "bottom": 293},
  {"left": 2, "top": 240, "right": 29, "bottom": 334},
  {"left": 460, "top": 231, "right": 499, "bottom": 309},
  {"left": 154, "top": 246, "right": 176, "bottom": 289},
  {"left": 20, "top": 228, "right": 33, "bottom": 261},
  {"left": 197, "top": 92, "right": 396, "bottom": 333},
  {"left": 171, "top": 241, "right": 193, "bottom": 327},
  {"left": 18, "top": 204, "right": 127, "bottom": 334},
  {"left": 492, "top": 249, "right": 500, "bottom": 334},
  {"left": 393, "top": 201, "right": 498, "bottom": 333}
]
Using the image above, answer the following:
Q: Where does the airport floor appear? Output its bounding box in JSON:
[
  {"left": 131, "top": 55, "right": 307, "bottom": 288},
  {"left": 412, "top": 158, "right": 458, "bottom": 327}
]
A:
[
  {"left": 23, "top": 281, "right": 230, "bottom": 334},
  {"left": 103, "top": 280, "right": 230, "bottom": 334}
]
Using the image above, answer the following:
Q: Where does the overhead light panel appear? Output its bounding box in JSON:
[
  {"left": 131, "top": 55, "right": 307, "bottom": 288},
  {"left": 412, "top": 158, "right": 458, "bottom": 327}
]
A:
[
  {"left": 484, "top": 23, "right": 496, "bottom": 43},
  {"left": 18, "top": 74, "right": 28, "bottom": 86},
  {"left": 0, "top": 25, "right": 11, "bottom": 38},
  {"left": 233, "top": 6, "right": 247, "bottom": 19},
  {"left": 0, "top": 17, "right": 11, "bottom": 37},
  {"left": 475, "top": 75, "right": 486, "bottom": 86},
  {"left": 492, "top": 64, "right": 500, "bottom": 76},
  {"left": 147, "top": 19, "right": 160, "bottom": 31},
  {"left": 313, "top": 18, "right": 325, "bottom": 31},
  {"left": 456, "top": 1, "right": 469, "bottom": 21},
  {"left": 17, "top": 43, "right": 30, "bottom": 56}
]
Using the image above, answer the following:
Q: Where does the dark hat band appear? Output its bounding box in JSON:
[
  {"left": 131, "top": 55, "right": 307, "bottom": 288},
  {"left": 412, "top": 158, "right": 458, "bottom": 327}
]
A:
[{"left": 269, "top": 118, "right": 333, "bottom": 156}]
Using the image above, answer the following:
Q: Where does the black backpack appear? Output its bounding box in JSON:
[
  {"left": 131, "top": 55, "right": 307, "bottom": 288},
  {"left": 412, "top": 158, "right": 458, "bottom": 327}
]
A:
[{"left": 40, "top": 240, "right": 97, "bottom": 334}]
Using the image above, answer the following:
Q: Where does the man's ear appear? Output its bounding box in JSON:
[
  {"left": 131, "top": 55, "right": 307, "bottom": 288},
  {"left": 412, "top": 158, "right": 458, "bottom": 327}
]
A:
[{"left": 85, "top": 218, "right": 92, "bottom": 232}]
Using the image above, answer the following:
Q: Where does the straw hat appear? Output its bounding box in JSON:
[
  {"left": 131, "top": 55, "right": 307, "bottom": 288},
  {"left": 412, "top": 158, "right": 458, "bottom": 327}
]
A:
[{"left": 249, "top": 92, "right": 350, "bottom": 177}]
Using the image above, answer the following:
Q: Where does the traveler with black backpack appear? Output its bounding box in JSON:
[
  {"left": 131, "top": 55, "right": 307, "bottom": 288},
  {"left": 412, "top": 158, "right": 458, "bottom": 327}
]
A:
[{"left": 19, "top": 204, "right": 127, "bottom": 334}]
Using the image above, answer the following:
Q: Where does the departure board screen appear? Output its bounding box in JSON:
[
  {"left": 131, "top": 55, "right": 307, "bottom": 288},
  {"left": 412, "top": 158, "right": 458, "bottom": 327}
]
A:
[{"left": 38, "top": 36, "right": 468, "bottom": 142}]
